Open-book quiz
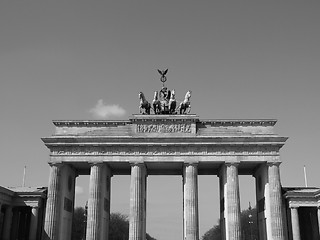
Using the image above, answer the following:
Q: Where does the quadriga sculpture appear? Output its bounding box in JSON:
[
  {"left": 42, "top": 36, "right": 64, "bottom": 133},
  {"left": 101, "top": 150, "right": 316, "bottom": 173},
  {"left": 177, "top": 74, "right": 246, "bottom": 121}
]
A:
[
  {"left": 168, "top": 89, "right": 177, "bottom": 114},
  {"left": 139, "top": 92, "right": 151, "bottom": 114},
  {"left": 152, "top": 91, "right": 161, "bottom": 114},
  {"left": 177, "top": 90, "right": 191, "bottom": 114},
  {"left": 139, "top": 89, "right": 191, "bottom": 115}
]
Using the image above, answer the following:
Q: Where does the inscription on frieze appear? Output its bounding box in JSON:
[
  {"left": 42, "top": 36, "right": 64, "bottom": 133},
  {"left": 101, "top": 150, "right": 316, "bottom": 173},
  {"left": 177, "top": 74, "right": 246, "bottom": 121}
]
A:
[{"left": 136, "top": 123, "right": 191, "bottom": 133}]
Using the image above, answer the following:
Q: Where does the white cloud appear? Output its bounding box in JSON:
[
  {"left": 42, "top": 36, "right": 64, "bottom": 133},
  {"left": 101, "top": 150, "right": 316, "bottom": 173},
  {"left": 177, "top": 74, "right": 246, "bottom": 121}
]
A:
[
  {"left": 89, "top": 99, "right": 126, "bottom": 119},
  {"left": 75, "top": 186, "right": 84, "bottom": 195}
]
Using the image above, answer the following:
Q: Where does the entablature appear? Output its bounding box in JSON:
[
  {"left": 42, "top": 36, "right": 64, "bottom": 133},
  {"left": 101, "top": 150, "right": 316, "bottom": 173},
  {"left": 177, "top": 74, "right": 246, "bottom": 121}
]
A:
[{"left": 50, "top": 115, "right": 282, "bottom": 137}]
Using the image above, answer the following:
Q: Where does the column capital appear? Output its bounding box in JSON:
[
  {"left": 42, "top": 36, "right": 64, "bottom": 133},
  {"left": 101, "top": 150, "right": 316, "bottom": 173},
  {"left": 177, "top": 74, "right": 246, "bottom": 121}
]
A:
[
  {"left": 89, "top": 161, "right": 104, "bottom": 167},
  {"left": 225, "top": 161, "right": 240, "bottom": 167},
  {"left": 130, "top": 162, "right": 147, "bottom": 177},
  {"left": 183, "top": 161, "right": 199, "bottom": 166},
  {"left": 290, "top": 206, "right": 299, "bottom": 210},
  {"left": 48, "top": 162, "right": 63, "bottom": 167},
  {"left": 130, "top": 162, "right": 147, "bottom": 169},
  {"left": 266, "top": 161, "right": 281, "bottom": 167}
]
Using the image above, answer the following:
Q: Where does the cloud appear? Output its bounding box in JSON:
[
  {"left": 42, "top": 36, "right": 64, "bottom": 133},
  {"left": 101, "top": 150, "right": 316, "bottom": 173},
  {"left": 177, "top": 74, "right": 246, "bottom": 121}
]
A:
[
  {"left": 75, "top": 186, "right": 84, "bottom": 195},
  {"left": 89, "top": 99, "right": 126, "bottom": 119}
]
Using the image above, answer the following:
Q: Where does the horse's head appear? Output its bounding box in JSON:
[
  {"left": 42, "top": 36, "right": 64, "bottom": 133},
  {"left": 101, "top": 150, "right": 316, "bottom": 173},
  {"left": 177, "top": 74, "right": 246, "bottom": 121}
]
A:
[
  {"left": 185, "top": 90, "right": 192, "bottom": 100},
  {"left": 170, "top": 89, "right": 176, "bottom": 100},
  {"left": 139, "top": 92, "right": 144, "bottom": 100}
]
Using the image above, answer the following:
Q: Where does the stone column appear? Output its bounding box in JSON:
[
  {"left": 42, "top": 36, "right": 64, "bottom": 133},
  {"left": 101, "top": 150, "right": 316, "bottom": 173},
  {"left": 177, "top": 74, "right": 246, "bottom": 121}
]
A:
[
  {"left": 129, "top": 163, "right": 147, "bottom": 240},
  {"left": 290, "top": 207, "right": 301, "bottom": 240},
  {"left": 103, "top": 169, "right": 112, "bottom": 239},
  {"left": 29, "top": 206, "right": 39, "bottom": 240},
  {"left": 225, "top": 162, "right": 242, "bottom": 240},
  {"left": 0, "top": 202, "right": 2, "bottom": 237},
  {"left": 10, "top": 207, "right": 20, "bottom": 240},
  {"left": 86, "top": 163, "right": 104, "bottom": 240},
  {"left": 2, "top": 206, "right": 13, "bottom": 240},
  {"left": 18, "top": 208, "right": 29, "bottom": 239},
  {"left": 267, "top": 162, "right": 285, "bottom": 240},
  {"left": 0, "top": 202, "right": 2, "bottom": 235},
  {"left": 183, "top": 163, "right": 199, "bottom": 240},
  {"left": 317, "top": 207, "right": 320, "bottom": 237},
  {"left": 43, "top": 163, "right": 63, "bottom": 240}
]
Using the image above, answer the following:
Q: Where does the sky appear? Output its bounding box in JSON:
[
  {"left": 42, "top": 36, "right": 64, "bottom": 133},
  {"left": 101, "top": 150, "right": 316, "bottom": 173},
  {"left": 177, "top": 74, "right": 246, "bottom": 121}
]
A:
[{"left": 1, "top": 1, "right": 320, "bottom": 239}]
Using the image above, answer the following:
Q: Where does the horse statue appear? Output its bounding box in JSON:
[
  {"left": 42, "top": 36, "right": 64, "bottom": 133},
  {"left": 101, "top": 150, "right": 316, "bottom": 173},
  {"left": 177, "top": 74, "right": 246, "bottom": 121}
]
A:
[
  {"left": 152, "top": 91, "right": 161, "bottom": 114},
  {"left": 178, "top": 90, "right": 191, "bottom": 114},
  {"left": 168, "top": 89, "right": 177, "bottom": 114},
  {"left": 139, "top": 92, "right": 151, "bottom": 114}
]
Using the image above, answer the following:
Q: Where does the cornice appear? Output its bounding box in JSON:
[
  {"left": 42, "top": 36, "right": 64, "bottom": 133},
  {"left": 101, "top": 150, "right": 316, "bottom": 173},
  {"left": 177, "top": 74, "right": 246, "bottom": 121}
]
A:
[
  {"left": 283, "top": 188, "right": 320, "bottom": 201},
  {"left": 200, "top": 119, "right": 277, "bottom": 126},
  {"left": 48, "top": 145, "right": 281, "bottom": 157},
  {"left": 52, "top": 119, "right": 277, "bottom": 127},
  {"left": 42, "top": 136, "right": 288, "bottom": 146},
  {"left": 53, "top": 120, "right": 130, "bottom": 127}
]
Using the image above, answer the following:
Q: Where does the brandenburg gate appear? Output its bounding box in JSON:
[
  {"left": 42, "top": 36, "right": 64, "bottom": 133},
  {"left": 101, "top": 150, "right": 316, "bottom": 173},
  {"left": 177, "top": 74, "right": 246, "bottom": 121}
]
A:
[
  {"left": 42, "top": 114, "right": 287, "bottom": 240},
  {"left": 42, "top": 72, "right": 288, "bottom": 240}
]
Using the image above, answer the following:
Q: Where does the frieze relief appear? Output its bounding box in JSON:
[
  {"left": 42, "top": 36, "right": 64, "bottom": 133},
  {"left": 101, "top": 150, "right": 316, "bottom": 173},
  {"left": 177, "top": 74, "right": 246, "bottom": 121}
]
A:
[
  {"left": 136, "top": 123, "right": 191, "bottom": 133},
  {"left": 50, "top": 145, "right": 279, "bottom": 156}
]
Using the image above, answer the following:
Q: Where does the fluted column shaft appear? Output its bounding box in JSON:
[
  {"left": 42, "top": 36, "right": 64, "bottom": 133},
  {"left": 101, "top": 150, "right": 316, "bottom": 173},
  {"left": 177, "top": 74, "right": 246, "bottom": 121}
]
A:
[
  {"left": 183, "top": 163, "right": 199, "bottom": 240},
  {"left": 268, "top": 162, "right": 285, "bottom": 240},
  {"left": 317, "top": 207, "right": 320, "bottom": 237},
  {"left": 225, "top": 163, "right": 241, "bottom": 240},
  {"left": 29, "top": 207, "right": 39, "bottom": 240},
  {"left": 86, "top": 163, "right": 104, "bottom": 240},
  {"left": 2, "top": 206, "right": 13, "bottom": 240},
  {"left": 11, "top": 208, "right": 20, "bottom": 239},
  {"left": 129, "top": 163, "right": 147, "bottom": 240},
  {"left": 43, "top": 163, "right": 62, "bottom": 240},
  {"left": 290, "top": 207, "right": 301, "bottom": 240}
]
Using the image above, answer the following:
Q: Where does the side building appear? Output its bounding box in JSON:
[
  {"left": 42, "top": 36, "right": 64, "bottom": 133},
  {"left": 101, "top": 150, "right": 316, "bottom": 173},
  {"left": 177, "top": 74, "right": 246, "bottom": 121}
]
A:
[
  {"left": 283, "top": 187, "right": 320, "bottom": 240},
  {"left": 0, "top": 186, "right": 47, "bottom": 240}
]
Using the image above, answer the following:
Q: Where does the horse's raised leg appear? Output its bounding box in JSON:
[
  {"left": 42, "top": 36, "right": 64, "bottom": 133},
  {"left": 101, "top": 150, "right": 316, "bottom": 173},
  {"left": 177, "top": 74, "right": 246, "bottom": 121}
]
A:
[
  {"left": 146, "top": 104, "right": 151, "bottom": 115},
  {"left": 187, "top": 104, "right": 191, "bottom": 114},
  {"left": 152, "top": 104, "right": 156, "bottom": 114}
]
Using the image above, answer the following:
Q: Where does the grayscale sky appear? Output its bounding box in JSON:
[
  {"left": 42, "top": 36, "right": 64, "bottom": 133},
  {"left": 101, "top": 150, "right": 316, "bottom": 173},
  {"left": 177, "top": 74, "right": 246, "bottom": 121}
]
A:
[{"left": 1, "top": 1, "right": 320, "bottom": 239}]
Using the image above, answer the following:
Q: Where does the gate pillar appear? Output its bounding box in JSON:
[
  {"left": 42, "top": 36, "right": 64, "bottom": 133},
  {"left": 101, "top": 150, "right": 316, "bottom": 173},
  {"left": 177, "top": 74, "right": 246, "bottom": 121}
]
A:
[
  {"left": 290, "top": 207, "right": 301, "bottom": 240},
  {"left": 267, "top": 162, "right": 285, "bottom": 240},
  {"left": 129, "top": 163, "right": 147, "bottom": 240},
  {"left": 43, "top": 163, "right": 63, "bottom": 240},
  {"left": 183, "top": 163, "right": 199, "bottom": 240},
  {"left": 43, "top": 163, "right": 76, "bottom": 240},
  {"left": 86, "top": 163, "right": 112, "bottom": 240},
  {"left": 219, "top": 162, "right": 242, "bottom": 240}
]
